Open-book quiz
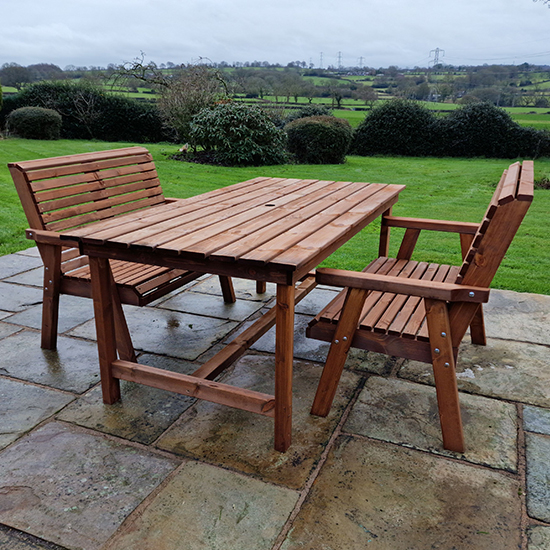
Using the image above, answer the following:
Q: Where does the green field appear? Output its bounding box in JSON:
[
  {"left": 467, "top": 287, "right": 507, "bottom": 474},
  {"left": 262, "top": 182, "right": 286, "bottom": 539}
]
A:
[{"left": 1, "top": 138, "right": 549, "bottom": 294}]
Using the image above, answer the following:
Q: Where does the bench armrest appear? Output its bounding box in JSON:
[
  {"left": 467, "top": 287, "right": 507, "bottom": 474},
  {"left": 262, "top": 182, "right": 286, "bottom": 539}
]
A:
[
  {"left": 26, "top": 228, "right": 80, "bottom": 248},
  {"left": 316, "top": 268, "right": 489, "bottom": 303},
  {"left": 383, "top": 216, "right": 479, "bottom": 234}
]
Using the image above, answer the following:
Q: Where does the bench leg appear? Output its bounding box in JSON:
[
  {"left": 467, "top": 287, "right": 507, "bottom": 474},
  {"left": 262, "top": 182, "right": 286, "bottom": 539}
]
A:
[
  {"left": 425, "top": 298, "right": 465, "bottom": 453},
  {"left": 256, "top": 281, "right": 267, "bottom": 294},
  {"left": 469, "top": 304, "right": 487, "bottom": 346},
  {"left": 40, "top": 244, "right": 62, "bottom": 350},
  {"left": 311, "top": 287, "right": 369, "bottom": 417},
  {"left": 89, "top": 256, "right": 121, "bottom": 404},
  {"left": 108, "top": 267, "right": 137, "bottom": 363},
  {"left": 218, "top": 276, "right": 236, "bottom": 303}
]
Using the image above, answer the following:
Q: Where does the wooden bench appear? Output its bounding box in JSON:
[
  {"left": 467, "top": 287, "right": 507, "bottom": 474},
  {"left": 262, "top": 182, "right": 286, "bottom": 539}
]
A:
[
  {"left": 9, "top": 146, "right": 236, "bottom": 355},
  {"left": 306, "top": 161, "right": 534, "bottom": 453}
]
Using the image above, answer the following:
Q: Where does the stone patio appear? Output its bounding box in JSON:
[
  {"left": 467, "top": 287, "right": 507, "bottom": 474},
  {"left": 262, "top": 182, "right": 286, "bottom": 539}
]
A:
[{"left": 0, "top": 247, "right": 549, "bottom": 550}]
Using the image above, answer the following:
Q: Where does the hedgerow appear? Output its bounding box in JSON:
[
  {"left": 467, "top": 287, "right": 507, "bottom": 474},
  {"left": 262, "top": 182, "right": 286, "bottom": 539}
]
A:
[{"left": 6, "top": 106, "right": 62, "bottom": 139}]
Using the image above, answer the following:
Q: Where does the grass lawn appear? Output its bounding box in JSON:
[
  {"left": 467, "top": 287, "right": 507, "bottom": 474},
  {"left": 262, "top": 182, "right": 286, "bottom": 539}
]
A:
[{"left": 1, "top": 138, "right": 549, "bottom": 295}]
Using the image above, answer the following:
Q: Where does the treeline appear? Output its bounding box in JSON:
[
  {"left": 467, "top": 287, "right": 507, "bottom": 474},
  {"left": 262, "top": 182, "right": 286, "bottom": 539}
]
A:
[{"left": 1, "top": 60, "right": 550, "bottom": 108}]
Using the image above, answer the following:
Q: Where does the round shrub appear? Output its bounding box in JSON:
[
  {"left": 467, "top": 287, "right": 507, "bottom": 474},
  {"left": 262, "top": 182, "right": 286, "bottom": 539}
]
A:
[
  {"left": 285, "top": 104, "right": 332, "bottom": 125},
  {"left": 434, "top": 102, "right": 522, "bottom": 158},
  {"left": 189, "top": 103, "right": 287, "bottom": 166},
  {"left": 352, "top": 99, "right": 436, "bottom": 156},
  {"left": 286, "top": 115, "right": 353, "bottom": 164},
  {"left": 6, "top": 106, "right": 62, "bottom": 139}
]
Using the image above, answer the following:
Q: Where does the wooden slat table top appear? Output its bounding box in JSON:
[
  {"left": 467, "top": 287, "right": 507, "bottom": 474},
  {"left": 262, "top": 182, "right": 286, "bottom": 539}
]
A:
[{"left": 55, "top": 178, "right": 404, "bottom": 281}]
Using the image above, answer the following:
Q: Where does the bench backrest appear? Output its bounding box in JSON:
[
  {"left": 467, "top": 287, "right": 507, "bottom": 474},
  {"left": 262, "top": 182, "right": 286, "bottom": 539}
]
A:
[
  {"left": 9, "top": 146, "right": 165, "bottom": 233},
  {"left": 455, "top": 161, "right": 534, "bottom": 288}
]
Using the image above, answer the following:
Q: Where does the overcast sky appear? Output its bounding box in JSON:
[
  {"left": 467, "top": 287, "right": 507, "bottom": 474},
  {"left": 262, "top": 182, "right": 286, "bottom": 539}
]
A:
[{"left": 2, "top": 0, "right": 549, "bottom": 69}]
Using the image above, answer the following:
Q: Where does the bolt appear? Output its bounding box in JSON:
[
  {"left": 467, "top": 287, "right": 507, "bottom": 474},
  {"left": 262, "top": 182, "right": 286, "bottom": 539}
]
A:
[
  {"left": 434, "top": 348, "right": 440, "bottom": 354},
  {"left": 334, "top": 340, "right": 340, "bottom": 345},
  {"left": 469, "top": 291, "right": 475, "bottom": 298},
  {"left": 444, "top": 362, "right": 450, "bottom": 368},
  {"left": 343, "top": 336, "right": 348, "bottom": 341},
  {"left": 441, "top": 332, "right": 447, "bottom": 338}
]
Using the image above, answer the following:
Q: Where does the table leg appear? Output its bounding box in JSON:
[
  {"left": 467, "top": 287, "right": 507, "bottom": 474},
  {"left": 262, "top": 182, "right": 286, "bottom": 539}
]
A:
[
  {"left": 89, "top": 256, "right": 120, "bottom": 404},
  {"left": 274, "top": 283, "right": 295, "bottom": 452}
]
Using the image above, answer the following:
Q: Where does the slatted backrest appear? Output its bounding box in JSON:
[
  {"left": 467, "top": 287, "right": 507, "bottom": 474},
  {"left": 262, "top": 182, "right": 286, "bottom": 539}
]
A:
[
  {"left": 456, "top": 160, "right": 534, "bottom": 288},
  {"left": 8, "top": 146, "right": 165, "bottom": 232}
]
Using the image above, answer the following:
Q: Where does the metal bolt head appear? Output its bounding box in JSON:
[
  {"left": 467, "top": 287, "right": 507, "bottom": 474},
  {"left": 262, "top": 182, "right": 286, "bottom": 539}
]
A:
[
  {"left": 343, "top": 336, "right": 348, "bottom": 341},
  {"left": 469, "top": 291, "right": 475, "bottom": 298},
  {"left": 434, "top": 348, "right": 440, "bottom": 354},
  {"left": 444, "top": 362, "right": 450, "bottom": 368},
  {"left": 441, "top": 332, "right": 447, "bottom": 338},
  {"left": 334, "top": 339, "right": 340, "bottom": 345}
]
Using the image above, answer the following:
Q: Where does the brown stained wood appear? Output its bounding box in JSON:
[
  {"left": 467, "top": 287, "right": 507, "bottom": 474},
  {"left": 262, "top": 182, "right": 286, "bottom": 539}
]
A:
[
  {"left": 311, "top": 287, "right": 370, "bottom": 417},
  {"left": 256, "top": 281, "right": 267, "bottom": 294},
  {"left": 424, "top": 298, "right": 465, "bottom": 453},
  {"left": 39, "top": 244, "right": 62, "bottom": 350},
  {"left": 192, "top": 276, "right": 317, "bottom": 381},
  {"left": 378, "top": 208, "right": 392, "bottom": 257},
  {"left": 396, "top": 228, "right": 421, "bottom": 260},
  {"left": 518, "top": 160, "right": 534, "bottom": 201},
  {"left": 219, "top": 275, "right": 237, "bottom": 304},
  {"left": 498, "top": 162, "right": 521, "bottom": 205},
  {"left": 112, "top": 361, "right": 275, "bottom": 417},
  {"left": 383, "top": 216, "right": 479, "bottom": 234},
  {"left": 275, "top": 283, "right": 295, "bottom": 452},
  {"left": 89, "top": 256, "right": 121, "bottom": 404}
]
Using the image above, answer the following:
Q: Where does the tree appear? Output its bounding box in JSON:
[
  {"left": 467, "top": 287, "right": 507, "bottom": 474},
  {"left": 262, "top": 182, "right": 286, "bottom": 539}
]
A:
[
  {"left": 116, "top": 56, "right": 227, "bottom": 141},
  {"left": 0, "top": 63, "right": 32, "bottom": 90}
]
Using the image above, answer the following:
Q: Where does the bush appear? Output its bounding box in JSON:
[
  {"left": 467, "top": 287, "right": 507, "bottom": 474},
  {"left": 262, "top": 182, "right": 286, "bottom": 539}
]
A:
[
  {"left": 189, "top": 103, "right": 287, "bottom": 166},
  {"left": 286, "top": 115, "right": 353, "bottom": 164},
  {"left": 352, "top": 99, "right": 436, "bottom": 156},
  {"left": 434, "top": 102, "right": 550, "bottom": 158},
  {"left": 285, "top": 104, "right": 332, "bottom": 125},
  {"left": 1, "top": 81, "right": 168, "bottom": 142},
  {"left": 6, "top": 106, "right": 62, "bottom": 139}
]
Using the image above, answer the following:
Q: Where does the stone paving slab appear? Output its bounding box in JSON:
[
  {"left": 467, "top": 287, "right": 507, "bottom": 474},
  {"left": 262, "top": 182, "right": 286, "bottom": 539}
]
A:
[
  {"left": 525, "top": 433, "right": 550, "bottom": 523},
  {"left": 484, "top": 289, "right": 550, "bottom": 345},
  {"left": 158, "top": 290, "right": 264, "bottom": 321},
  {"left": 0, "top": 253, "right": 42, "bottom": 280},
  {"left": 57, "top": 354, "right": 199, "bottom": 445},
  {"left": 344, "top": 377, "right": 518, "bottom": 471},
  {"left": 0, "top": 377, "right": 74, "bottom": 450},
  {"left": 16, "top": 247, "right": 41, "bottom": 257},
  {"left": 104, "top": 461, "right": 299, "bottom": 550},
  {"left": 399, "top": 338, "right": 550, "bottom": 407},
  {"left": 68, "top": 305, "right": 239, "bottom": 360},
  {"left": 156, "top": 354, "right": 361, "bottom": 490},
  {"left": 0, "top": 331, "right": 101, "bottom": 393},
  {"left": 5, "top": 266, "right": 43, "bottom": 287},
  {"left": 0, "top": 422, "right": 179, "bottom": 550},
  {"left": 190, "top": 276, "right": 276, "bottom": 302},
  {"left": 294, "top": 286, "right": 340, "bottom": 316},
  {"left": 0, "top": 282, "right": 43, "bottom": 312},
  {"left": 0, "top": 527, "right": 62, "bottom": 550},
  {"left": 5, "top": 294, "right": 94, "bottom": 334},
  {"left": 524, "top": 405, "right": 550, "bottom": 436},
  {"left": 282, "top": 435, "right": 522, "bottom": 550},
  {"left": 0, "top": 320, "right": 23, "bottom": 340},
  {"left": 528, "top": 526, "right": 550, "bottom": 550}
]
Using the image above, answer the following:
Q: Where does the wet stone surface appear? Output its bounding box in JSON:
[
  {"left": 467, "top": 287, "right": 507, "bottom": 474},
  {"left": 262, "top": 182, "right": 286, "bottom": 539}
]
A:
[
  {"left": 0, "top": 321, "right": 22, "bottom": 340},
  {"left": 69, "top": 305, "right": 239, "bottom": 360},
  {"left": 0, "top": 282, "right": 44, "bottom": 312},
  {"left": 5, "top": 294, "right": 94, "bottom": 334},
  {"left": 190, "top": 276, "right": 276, "bottom": 302},
  {"left": 156, "top": 354, "right": 361, "bottom": 490},
  {"left": 0, "top": 253, "right": 43, "bottom": 280},
  {"left": 0, "top": 422, "right": 179, "bottom": 550},
  {"left": 0, "top": 377, "right": 74, "bottom": 450},
  {"left": 399, "top": 338, "right": 550, "bottom": 407},
  {"left": 0, "top": 331, "right": 101, "bottom": 393},
  {"left": 282, "top": 436, "right": 522, "bottom": 550},
  {"left": 104, "top": 461, "right": 299, "bottom": 550},
  {"left": 5, "top": 266, "right": 43, "bottom": 287},
  {"left": 524, "top": 405, "right": 550, "bottom": 436},
  {"left": 528, "top": 526, "right": 550, "bottom": 550},
  {"left": 159, "top": 290, "right": 264, "bottom": 321},
  {"left": 0, "top": 527, "right": 63, "bottom": 550},
  {"left": 57, "top": 354, "right": 199, "bottom": 445},
  {"left": 344, "top": 376, "right": 518, "bottom": 471},
  {"left": 484, "top": 289, "right": 550, "bottom": 346},
  {"left": 525, "top": 433, "right": 550, "bottom": 523}
]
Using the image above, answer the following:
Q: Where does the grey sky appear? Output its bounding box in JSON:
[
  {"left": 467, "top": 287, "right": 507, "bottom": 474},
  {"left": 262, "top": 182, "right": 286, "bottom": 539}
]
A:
[{"left": 2, "top": 0, "right": 549, "bottom": 69}]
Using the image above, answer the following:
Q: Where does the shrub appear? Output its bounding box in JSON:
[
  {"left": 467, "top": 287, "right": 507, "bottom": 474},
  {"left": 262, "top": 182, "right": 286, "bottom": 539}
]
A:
[
  {"left": 284, "top": 104, "right": 332, "bottom": 125},
  {"left": 352, "top": 99, "right": 436, "bottom": 156},
  {"left": 434, "top": 102, "right": 550, "bottom": 158},
  {"left": 6, "top": 106, "right": 62, "bottom": 139},
  {"left": 2, "top": 81, "right": 167, "bottom": 142},
  {"left": 286, "top": 115, "right": 353, "bottom": 164},
  {"left": 189, "top": 103, "right": 287, "bottom": 166}
]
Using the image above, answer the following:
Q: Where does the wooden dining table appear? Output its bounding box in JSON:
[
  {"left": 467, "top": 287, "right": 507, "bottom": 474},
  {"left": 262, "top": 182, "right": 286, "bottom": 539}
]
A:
[{"left": 28, "top": 176, "right": 404, "bottom": 452}]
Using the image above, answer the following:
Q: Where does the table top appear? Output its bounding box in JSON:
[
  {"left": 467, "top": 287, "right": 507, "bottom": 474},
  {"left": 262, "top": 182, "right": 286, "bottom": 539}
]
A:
[{"left": 55, "top": 177, "right": 404, "bottom": 284}]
